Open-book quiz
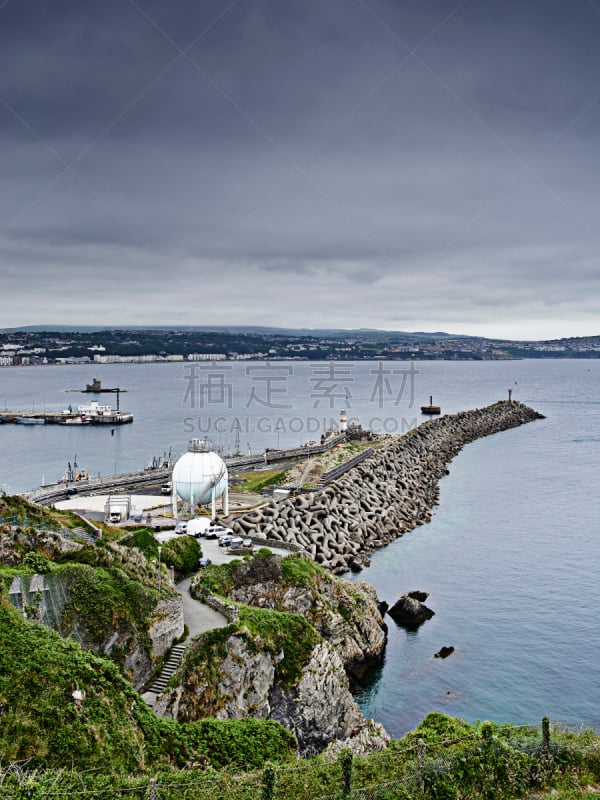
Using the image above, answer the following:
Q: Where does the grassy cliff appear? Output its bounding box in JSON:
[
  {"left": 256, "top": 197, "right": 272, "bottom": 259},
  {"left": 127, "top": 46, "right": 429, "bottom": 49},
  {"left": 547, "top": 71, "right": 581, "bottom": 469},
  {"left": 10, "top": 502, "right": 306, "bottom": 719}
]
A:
[{"left": 0, "top": 600, "right": 295, "bottom": 771}]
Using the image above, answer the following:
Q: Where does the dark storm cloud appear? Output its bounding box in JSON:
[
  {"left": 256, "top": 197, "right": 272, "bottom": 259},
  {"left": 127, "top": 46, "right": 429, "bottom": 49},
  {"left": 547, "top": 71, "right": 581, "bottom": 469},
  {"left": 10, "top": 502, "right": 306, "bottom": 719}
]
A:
[{"left": 0, "top": 0, "right": 599, "bottom": 337}]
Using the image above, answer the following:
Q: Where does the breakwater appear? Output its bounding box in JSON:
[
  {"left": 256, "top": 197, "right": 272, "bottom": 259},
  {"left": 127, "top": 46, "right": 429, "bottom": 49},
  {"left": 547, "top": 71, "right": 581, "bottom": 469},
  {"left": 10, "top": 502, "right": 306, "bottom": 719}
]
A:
[{"left": 229, "top": 401, "right": 545, "bottom": 574}]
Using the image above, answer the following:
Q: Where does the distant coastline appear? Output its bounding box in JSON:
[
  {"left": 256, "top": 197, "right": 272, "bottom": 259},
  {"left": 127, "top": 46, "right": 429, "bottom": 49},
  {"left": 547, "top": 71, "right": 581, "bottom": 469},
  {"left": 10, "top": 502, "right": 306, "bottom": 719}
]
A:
[{"left": 1, "top": 326, "right": 599, "bottom": 367}]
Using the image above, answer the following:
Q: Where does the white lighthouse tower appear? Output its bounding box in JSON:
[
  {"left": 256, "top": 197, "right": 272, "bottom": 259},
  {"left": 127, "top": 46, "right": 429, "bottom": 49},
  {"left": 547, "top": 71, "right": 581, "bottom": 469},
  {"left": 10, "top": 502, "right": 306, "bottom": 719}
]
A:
[{"left": 339, "top": 409, "right": 348, "bottom": 434}]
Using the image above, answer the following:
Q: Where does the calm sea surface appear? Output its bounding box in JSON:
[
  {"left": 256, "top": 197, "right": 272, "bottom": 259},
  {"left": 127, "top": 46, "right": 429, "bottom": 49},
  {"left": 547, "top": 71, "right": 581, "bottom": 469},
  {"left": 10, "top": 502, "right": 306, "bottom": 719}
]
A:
[{"left": 1, "top": 359, "right": 598, "bottom": 735}]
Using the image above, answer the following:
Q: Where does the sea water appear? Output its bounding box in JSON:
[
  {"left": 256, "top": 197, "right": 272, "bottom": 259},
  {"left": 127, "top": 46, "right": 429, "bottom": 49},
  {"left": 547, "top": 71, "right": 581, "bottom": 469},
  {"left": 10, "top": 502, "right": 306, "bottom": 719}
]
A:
[{"left": 0, "top": 359, "right": 598, "bottom": 735}]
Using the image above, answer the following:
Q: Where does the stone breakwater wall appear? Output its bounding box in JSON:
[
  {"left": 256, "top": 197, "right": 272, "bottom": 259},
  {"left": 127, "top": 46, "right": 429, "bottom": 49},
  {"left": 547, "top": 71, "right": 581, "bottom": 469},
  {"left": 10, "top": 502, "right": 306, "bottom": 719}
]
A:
[{"left": 229, "top": 401, "right": 544, "bottom": 574}]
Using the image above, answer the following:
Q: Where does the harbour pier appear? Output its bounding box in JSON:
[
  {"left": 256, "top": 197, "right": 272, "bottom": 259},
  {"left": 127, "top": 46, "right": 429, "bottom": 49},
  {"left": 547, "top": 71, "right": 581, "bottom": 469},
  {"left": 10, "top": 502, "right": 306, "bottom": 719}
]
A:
[
  {"left": 0, "top": 408, "right": 133, "bottom": 426},
  {"left": 1, "top": 398, "right": 133, "bottom": 426}
]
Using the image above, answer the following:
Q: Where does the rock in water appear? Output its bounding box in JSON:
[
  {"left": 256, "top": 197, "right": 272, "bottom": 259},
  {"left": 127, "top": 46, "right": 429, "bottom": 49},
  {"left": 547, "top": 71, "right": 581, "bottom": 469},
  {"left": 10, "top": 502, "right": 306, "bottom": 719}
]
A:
[
  {"left": 388, "top": 593, "right": 435, "bottom": 628},
  {"left": 407, "top": 590, "right": 429, "bottom": 602},
  {"left": 434, "top": 646, "right": 455, "bottom": 659}
]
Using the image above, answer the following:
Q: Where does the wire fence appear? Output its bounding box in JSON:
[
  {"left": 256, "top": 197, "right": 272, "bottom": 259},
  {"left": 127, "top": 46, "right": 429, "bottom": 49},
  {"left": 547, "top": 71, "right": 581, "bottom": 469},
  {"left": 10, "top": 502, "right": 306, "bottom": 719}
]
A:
[
  {"left": 0, "top": 515, "right": 94, "bottom": 544},
  {"left": 2, "top": 718, "right": 600, "bottom": 800}
]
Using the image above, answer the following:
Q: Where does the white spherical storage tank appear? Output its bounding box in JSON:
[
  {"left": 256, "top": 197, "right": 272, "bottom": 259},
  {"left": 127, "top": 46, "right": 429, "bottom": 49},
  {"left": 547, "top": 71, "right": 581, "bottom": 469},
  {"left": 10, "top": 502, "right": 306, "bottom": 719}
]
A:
[{"left": 172, "top": 441, "right": 228, "bottom": 507}]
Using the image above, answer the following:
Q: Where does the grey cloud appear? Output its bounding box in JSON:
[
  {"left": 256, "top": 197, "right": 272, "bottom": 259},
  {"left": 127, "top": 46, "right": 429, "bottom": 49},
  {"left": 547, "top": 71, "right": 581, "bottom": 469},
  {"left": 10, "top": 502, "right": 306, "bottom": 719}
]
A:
[{"left": 0, "top": 0, "right": 599, "bottom": 337}]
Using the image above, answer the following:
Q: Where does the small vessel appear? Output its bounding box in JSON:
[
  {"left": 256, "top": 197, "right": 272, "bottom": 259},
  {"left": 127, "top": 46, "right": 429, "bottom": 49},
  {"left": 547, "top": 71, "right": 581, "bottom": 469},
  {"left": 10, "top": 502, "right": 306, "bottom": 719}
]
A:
[
  {"left": 15, "top": 417, "right": 46, "bottom": 425},
  {"left": 59, "top": 416, "right": 91, "bottom": 425},
  {"left": 421, "top": 396, "right": 441, "bottom": 415}
]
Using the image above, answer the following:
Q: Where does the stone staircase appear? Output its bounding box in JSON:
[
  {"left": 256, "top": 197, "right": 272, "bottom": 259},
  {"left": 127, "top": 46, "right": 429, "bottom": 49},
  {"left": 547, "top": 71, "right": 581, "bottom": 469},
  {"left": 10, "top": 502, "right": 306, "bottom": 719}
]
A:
[
  {"left": 70, "top": 526, "right": 95, "bottom": 544},
  {"left": 145, "top": 643, "right": 187, "bottom": 696}
]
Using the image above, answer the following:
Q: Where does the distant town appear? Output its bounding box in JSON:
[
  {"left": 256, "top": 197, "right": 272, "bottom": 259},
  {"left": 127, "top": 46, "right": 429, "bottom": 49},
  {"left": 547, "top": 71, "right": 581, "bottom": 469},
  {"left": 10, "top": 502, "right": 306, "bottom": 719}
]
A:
[{"left": 0, "top": 326, "right": 599, "bottom": 366}]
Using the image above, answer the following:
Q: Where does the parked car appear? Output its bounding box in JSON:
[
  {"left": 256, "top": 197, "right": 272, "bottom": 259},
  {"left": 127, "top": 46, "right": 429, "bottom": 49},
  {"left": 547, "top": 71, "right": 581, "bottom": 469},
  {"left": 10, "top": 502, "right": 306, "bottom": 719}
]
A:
[
  {"left": 174, "top": 521, "right": 188, "bottom": 535},
  {"left": 242, "top": 538, "right": 253, "bottom": 548},
  {"left": 197, "top": 557, "right": 212, "bottom": 568},
  {"left": 161, "top": 482, "right": 172, "bottom": 495},
  {"left": 227, "top": 536, "right": 244, "bottom": 549},
  {"left": 218, "top": 534, "right": 234, "bottom": 547},
  {"left": 207, "top": 524, "right": 233, "bottom": 540}
]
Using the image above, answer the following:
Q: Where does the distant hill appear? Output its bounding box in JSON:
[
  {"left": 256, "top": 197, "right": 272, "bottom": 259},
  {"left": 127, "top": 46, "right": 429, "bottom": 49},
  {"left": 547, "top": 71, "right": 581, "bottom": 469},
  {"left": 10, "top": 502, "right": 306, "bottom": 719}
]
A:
[{"left": 1, "top": 324, "right": 475, "bottom": 339}]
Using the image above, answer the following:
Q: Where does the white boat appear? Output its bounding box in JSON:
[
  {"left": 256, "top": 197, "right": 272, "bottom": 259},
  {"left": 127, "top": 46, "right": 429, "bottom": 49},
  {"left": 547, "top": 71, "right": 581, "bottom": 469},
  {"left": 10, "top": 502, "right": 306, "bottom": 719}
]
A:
[
  {"left": 59, "top": 416, "right": 91, "bottom": 425},
  {"left": 16, "top": 417, "right": 46, "bottom": 425}
]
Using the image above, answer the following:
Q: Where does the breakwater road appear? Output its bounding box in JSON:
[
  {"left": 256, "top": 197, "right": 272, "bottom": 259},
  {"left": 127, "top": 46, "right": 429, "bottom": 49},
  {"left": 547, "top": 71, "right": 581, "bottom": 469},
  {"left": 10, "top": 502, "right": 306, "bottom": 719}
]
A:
[{"left": 228, "top": 401, "right": 545, "bottom": 574}]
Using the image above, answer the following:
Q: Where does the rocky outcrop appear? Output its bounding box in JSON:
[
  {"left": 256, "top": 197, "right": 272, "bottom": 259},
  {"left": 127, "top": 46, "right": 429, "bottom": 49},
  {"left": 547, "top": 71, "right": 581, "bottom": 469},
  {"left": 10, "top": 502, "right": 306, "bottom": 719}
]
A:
[
  {"left": 388, "top": 593, "right": 435, "bottom": 629},
  {"left": 227, "top": 401, "right": 543, "bottom": 574},
  {"left": 434, "top": 646, "right": 455, "bottom": 659},
  {"left": 191, "top": 553, "right": 387, "bottom": 684},
  {"left": 153, "top": 630, "right": 388, "bottom": 756}
]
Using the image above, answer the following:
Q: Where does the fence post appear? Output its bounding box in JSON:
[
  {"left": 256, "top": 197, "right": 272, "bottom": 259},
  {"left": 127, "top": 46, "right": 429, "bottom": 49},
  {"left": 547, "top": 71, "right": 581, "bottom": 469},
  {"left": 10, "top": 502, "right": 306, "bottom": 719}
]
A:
[
  {"left": 417, "top": 738, "right": 426, "bottom": 793},
  {"left": 148, "top": 777, "right": 158, "bottom": 800},
  {"left": 262, "top": 764, "right": 276, "bottom": 800},
  {"left": 542, "top": 716, "right": 550, "bottom": 754},
  {"left": 340, "top": 749, "right": 353, "bottom": 797}
]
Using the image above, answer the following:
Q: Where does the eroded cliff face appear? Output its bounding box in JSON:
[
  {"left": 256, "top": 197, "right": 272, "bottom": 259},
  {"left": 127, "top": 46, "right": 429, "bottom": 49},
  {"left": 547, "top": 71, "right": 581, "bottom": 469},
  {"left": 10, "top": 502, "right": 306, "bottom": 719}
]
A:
[
  {"left": 7, "top": 569, "right": 184, "bottom": 690},
  {"left": 153, "top": 629, "right": 388, "bottom": 756},
  {"left": 148, "top": 596, "right": 185, "bottom": 660},
  {"left": 228, "top": 575, "right": 386, "bottom": 684},
  {"left": 191, "top": 553, "right": 387, "bottom": 685},
  {"left": 69, "top": 591, "right": 184, "bottom": 689}
]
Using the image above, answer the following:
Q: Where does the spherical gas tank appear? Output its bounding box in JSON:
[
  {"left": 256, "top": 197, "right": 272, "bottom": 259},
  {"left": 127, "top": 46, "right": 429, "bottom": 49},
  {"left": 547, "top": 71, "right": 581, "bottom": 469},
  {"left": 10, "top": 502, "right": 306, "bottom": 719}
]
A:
[{"left": 172, "top": 441, "right": 228, "bottom": 505}]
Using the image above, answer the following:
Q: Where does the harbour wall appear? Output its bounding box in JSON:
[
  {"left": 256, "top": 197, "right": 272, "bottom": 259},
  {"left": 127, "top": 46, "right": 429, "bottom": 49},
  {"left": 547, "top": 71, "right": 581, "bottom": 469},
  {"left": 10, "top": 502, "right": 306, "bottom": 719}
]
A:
[{"left": 228, "top": 401, "right": 545, "bottom": 574}]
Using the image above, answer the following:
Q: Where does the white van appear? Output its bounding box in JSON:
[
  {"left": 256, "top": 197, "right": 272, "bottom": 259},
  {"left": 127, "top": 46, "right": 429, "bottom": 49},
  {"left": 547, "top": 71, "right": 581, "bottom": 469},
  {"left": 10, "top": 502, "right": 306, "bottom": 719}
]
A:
[{"left": 186, "top": 517, "right": 211, "bottom": 538}]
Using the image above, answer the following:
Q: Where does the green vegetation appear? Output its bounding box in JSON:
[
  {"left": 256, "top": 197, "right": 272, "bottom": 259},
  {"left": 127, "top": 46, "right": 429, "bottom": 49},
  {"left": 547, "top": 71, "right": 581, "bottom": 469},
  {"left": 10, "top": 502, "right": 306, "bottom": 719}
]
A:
[
  {"left": 279, "top": 552, "right": 322, "bottom": 587},
  {"left": 2, "top": 702, "right": 600, "bottom": 798},
  {"left": 238, "top": 606, "right": 320, "bottom": 689},
  {"left": 0, "top": 493, "right": 95, "bottom": 535},
  {"left": 58, "top": 563, "right": 157, "bottom": 645},
  {"left": 161, "top": 535, "right": 200, "bottom": 574},
  {"left": 0, "top": 601, "right": 295, "bottom": 773},
  {"left": 57, "top": 539, "right": 167, "bottom": 590},
  {"left": 119, "top": 527, "right": 160, "bottom": 559},
  {"left": 5, "top": 499, "right": 600, "bottom": 797},
  {"left": 193, "top": 551, "right": 326, "bottom": 602},
  {"left": 236, "top": 468, "right": 289, "bottom": 493}
]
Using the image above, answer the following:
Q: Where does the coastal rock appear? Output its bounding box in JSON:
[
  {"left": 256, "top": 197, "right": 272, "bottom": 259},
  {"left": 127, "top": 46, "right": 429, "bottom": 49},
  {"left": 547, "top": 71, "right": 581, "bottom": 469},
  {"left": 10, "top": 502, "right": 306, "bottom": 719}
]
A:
[
  {"left": 434, "top": 646, "right": 455, "bottom": 659},
  {"left": 220, "top": 556, "right": 388, "bottom": 682},
  {"left": 388, "top": 594, "right": 435, "bottom": 629},
  {"left": 408, "top": 590, "right": 429, "bottom": 602},
  {"left": 153, "top": 631, "right": 387, "bottom": 756}
]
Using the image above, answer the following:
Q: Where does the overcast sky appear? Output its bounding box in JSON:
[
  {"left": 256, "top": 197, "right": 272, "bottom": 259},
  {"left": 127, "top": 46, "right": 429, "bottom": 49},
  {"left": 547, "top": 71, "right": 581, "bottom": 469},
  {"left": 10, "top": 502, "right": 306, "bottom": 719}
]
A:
[{"left": 1, "top": 0, "right": 599, "bottom": 340}]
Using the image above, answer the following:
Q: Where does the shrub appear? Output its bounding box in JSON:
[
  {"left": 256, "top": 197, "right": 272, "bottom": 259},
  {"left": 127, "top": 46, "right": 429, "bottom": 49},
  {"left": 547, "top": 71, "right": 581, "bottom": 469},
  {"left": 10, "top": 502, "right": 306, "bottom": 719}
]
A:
[{"left": 161, "top": 536, "right": 200, "bottom": 575}]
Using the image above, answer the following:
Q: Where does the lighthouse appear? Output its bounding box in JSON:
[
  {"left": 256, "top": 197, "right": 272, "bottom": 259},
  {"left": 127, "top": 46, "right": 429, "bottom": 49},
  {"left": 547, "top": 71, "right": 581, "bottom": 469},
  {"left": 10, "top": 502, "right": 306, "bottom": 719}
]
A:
[{"left": 339, "top": 409, "right": 348, "bottom": 434}]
